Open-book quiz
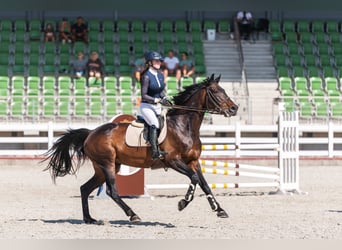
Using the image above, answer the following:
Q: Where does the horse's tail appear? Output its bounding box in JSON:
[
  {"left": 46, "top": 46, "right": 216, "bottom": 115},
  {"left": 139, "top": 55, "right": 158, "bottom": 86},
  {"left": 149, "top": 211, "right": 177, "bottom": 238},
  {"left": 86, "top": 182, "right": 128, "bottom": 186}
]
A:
[{"left": 42, "top": 128, "right": 91, "bottom": 183}]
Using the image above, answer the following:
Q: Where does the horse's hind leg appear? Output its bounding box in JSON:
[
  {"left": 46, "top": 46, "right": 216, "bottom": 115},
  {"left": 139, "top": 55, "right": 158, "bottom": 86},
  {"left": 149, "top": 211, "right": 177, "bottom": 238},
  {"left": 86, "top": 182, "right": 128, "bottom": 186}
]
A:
[
  {"left": 103, "top": 163, "right": 141, "bottom": 223},
  {"left": 195, "top": 163, "right": 229, "bottom": 218},
  {"left": 80, "top": 164, "right": 105, "bottom": 224}
]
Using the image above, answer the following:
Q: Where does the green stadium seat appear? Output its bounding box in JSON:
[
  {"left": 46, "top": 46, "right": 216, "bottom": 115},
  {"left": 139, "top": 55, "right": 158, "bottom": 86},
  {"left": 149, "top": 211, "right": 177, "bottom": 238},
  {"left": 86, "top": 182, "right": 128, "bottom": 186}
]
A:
[
  {"left": 104, "top": 76, "right": 118, "bottom": 96},
  {"left": 0, "top": 20, "right": 13, "bottom": 31},
  {"left": 174, "top": 20, "right": 187, "bottom": 32},
  {"left": 105, "top": 101, "right": 118, "bottom": 117},
  {"left": 131, "top": 19, "right": 144, "bottom": 32},
  {"left": 89, "top": 101, "right": 103, "bottom": 117},
  {"left": 87, "top": 19, "right": 100, "bottom": 32},
  {"left": 42, "top": 101, "right": 56, "bottom": 116},
  {"left": 311, "top": 20, "right": 325, "bottom": 33},
  {"left": 315, "top": 102, "right": 330, "bottom": 117},
  {"left": 278, "top": 76, "right": 293, "bottom": 95},
  {"left": 102, "top": 20, "right": 114, "bottom": 32},
  {"left": 116, "top": 19, "right": 129, "bottom": 32},
  {"left": 160, "top": 20, "right": 174, "bottom": 32},
  {"left": 42, "top": 76, "right": 56, "bottom": 102},
  {"left": 218, "top": 19, "right": 230, "bottom": 33},
  {"left": 73, "top": 77, "right": 87, "bottom": 96},
  {"left": 282, "top": 20, "right": 296, "bottom": 32},
  {"left": 145, "top": 20, "right": 159, "bottom": 32},
  {"left": 0, "top": 30, "right": 12, "bottom": 42},
  {"left": 299, "top": 102, "right": 314, "bottom": 118},
  {"left": 189, "top": 20, "right": 202, "bottom": 32},
  {"left": 330, "top": 102, "right": 342, "bottom": 117},
  {"left": 57, "top": 76, "right": 71, "bottom": 96},
  {"left": 325, "top": 77, "right": 341, "bottom": 97},
  {"left": 326, "top": 20, "right": 339, "bottom": 33},
  {"left": 296, "top": 20, "right": 310, "bottom": 33}
]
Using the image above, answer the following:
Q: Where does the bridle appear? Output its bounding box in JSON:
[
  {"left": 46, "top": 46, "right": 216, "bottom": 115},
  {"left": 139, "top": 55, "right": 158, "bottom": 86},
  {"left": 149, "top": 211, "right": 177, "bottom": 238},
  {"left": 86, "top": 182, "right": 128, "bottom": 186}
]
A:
[{"left": 165, "top": 86, "right": 235, "bottom": 117}]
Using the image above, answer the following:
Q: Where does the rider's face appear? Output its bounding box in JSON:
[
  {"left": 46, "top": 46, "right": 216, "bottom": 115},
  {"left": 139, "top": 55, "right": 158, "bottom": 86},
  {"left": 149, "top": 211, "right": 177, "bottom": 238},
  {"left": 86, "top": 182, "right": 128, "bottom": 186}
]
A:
[{"left": 151, "top": 60, "right": 161, "bottom": 69}]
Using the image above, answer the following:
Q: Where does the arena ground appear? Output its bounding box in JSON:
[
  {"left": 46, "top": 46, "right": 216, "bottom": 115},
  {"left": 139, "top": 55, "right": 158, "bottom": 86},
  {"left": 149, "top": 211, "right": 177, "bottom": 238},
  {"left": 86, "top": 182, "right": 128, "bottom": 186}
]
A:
[{"left": 0, "top": 159, "right": 341, "bottom": 239}]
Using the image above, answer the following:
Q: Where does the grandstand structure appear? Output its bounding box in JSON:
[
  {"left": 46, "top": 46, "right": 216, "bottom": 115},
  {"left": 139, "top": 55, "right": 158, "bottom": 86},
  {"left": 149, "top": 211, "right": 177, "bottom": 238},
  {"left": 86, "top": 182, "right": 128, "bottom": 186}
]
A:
[{"left": 0, "top": 9, "right": 342, "bottom": 125}]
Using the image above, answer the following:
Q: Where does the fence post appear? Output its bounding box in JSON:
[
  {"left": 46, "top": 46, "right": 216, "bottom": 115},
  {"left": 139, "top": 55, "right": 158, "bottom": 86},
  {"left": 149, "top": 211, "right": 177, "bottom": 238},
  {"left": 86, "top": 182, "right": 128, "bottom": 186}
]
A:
[
  {"left": 235, "top": 122, "right": 241, "bottom": 157},
  {"left": 277, "top": 111, "right": 301, "bottom": 194},
  {"left": 328, "top": 121, "right": 334, "bottom": 158},
  {"left": 47, "top": 121, "right": 54, "bottom": 149}
]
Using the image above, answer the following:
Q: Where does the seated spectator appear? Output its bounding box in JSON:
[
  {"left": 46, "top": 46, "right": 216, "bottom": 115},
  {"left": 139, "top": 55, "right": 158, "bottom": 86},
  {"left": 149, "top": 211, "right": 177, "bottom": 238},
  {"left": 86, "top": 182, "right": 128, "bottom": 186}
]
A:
[
  {"left": 44, "top": 23, "right": 55, "bottom": 42},
  {"left": 71, "top": 51, "right": 88, "bottom": 78},
  {"left": 236, "top": 11, "right": 254, "bottom": 40},
  {"left": 86, "top": 51, "right": 104, "bottom": 80},
  {"left": 71, "top": 16, "right": 88, "bottom": 43},
  {"left": 59, "top": 17, "right": 72, "bottom": 44},
  {"left": 134, "top": 55, "right": 146, "bottom": 82},
  {"left": 179, "top": 52, "right": 195, "bottom": 78},
  {"left": 162, "top": 50, "right": 181, "bottom": 82}
]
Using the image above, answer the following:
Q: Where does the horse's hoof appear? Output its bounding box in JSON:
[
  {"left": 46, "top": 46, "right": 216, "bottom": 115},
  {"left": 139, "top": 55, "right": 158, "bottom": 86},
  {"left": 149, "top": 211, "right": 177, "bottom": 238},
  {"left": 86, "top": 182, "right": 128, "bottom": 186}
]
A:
[
  {"left": 130, "top": 215, "right": 141, "bottom": 223},
  {"left": 84, "top": 218, "right": 104, "bottom": 225},
  {"left": 217, "top": 210, "right": 229, "bottom": 218},
  {"left": 178, "top": 199, "right": 188, "bottom": 211}
]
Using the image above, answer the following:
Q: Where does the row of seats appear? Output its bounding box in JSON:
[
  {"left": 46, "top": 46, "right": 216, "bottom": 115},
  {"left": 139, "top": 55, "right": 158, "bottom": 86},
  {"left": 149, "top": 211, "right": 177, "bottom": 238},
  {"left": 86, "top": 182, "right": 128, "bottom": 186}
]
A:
[
  {"left": 0, "top": 75, "right": 206, "bottom": 122},
  {"left": 0, "top": 18, "right": 231, "bottom": 33},
  {"left": 0, "top": 25, "right": 207, "bottom": 77}
]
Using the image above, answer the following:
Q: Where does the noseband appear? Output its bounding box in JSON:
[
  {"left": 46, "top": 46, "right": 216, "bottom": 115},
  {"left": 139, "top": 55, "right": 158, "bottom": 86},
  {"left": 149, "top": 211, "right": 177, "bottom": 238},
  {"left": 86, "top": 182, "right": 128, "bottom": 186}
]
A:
[{"left": 167, "top": 86, "right": 234, "bottom": 116}]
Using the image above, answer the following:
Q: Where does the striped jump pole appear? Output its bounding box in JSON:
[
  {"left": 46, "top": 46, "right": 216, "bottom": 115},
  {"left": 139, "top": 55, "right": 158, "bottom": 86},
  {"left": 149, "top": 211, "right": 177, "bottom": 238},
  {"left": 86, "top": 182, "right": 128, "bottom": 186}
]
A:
[
  {"left": 200, "top": 167, "right": 279, "bottom": 180},
  {"left": 199, "top": 159, "right": 280, "bottom": 173},
  {"left": 145, "top": 182, "right": 280, "bottom": 190}
]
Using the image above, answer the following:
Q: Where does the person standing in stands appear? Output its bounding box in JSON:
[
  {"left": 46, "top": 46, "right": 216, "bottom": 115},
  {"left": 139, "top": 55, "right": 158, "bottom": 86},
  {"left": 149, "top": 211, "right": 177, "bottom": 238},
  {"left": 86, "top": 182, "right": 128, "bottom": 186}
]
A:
[
  {"left": 236, "top": 11, "right": 254, "bottom": 40},
  {"left": 86, "top": 51, "right": 104, "bottom": 80},
  {"left": 71, "top": 16, "right": 88, "bottom": 43}
]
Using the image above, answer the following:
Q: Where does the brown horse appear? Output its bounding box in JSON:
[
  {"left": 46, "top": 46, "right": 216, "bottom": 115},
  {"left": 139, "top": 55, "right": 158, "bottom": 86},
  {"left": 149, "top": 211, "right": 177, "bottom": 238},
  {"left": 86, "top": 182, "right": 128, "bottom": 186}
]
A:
[{"left": 43, "top": 74, "right": 238, "bottom": 224}]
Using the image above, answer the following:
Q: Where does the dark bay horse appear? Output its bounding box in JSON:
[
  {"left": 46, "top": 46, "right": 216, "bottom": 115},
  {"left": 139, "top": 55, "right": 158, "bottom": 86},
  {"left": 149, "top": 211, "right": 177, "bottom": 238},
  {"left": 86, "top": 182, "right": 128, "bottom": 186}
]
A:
[{"left": 43, "top": 74, "right": 238, "bottom": 224}]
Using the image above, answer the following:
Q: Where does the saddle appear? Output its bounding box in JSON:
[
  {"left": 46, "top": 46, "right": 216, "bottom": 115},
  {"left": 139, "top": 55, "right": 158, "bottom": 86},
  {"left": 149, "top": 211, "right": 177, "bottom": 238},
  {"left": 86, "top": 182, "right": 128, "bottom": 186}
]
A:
[{"left": 124, "top": 110, "right": 167, "bottom": 147}]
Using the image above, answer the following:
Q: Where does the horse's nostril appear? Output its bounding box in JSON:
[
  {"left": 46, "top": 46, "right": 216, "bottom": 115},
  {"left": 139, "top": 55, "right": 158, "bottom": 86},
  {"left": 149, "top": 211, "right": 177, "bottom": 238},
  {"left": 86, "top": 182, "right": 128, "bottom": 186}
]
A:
[{"left": 230, "top": 105, "right": 238, "bottom": 112}]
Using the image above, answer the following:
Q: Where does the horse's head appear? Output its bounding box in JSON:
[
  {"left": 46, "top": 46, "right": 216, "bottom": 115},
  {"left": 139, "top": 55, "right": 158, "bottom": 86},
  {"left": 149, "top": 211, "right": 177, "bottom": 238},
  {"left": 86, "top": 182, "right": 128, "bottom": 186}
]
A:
[
  {"left": 171, "top": 74, "right": 238, "bottom": 117},
  {"left": 203, "top": 74, "right": 238, "bottom": 117}
]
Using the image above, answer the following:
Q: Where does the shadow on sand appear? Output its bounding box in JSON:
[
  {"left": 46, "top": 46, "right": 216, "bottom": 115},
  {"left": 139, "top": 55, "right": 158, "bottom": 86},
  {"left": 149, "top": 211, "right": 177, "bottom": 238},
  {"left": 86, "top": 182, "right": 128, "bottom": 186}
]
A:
[{"left": 40, "top": 218, "right": 175, "bottom": 228}]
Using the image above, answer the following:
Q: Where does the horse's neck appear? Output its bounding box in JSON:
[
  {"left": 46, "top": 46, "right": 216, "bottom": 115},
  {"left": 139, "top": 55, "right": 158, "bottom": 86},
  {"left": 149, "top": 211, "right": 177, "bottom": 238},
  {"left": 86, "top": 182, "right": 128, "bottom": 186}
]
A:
[{"left": 169, "top": 111, "right": 204, "bottom": 136}]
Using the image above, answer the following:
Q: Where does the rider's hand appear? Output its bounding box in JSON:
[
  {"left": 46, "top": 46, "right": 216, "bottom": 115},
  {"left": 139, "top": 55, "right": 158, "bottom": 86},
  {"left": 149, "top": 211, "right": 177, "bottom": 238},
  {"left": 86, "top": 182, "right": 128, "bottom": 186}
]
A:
[
  {"left": 161, "top": 97, "right": 173, "bottom": 106},
  {"left": 154, "top": 98, "right": 161, "bottom": 104}
]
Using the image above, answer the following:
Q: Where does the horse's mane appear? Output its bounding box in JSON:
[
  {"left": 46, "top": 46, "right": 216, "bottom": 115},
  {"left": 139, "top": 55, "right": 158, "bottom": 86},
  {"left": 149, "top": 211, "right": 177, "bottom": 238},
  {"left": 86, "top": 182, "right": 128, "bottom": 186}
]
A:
[{"left": 172, "top": 76, "right": 212, "bottom": 105}]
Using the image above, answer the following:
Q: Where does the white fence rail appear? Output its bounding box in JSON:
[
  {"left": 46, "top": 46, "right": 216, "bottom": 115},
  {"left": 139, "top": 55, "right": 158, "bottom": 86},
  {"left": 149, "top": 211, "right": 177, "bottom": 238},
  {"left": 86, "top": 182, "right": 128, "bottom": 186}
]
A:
[{"left": 0, "top": 121, "right": 341, "bottom": 157}]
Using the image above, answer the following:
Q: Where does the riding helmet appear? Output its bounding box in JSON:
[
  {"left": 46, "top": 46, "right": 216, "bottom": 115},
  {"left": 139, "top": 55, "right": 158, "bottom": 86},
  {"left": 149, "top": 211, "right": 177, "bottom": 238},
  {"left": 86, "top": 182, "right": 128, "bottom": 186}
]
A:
[{"left": 145, "top": 51, "right": 164, "bottom": 62}]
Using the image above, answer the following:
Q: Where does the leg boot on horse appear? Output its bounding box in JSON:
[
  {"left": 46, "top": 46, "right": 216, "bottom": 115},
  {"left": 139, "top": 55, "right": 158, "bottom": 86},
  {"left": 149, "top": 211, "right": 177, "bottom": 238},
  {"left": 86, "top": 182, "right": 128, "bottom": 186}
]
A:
[{"left": 149, "top": 125, "right": 167, "bottom": 160}]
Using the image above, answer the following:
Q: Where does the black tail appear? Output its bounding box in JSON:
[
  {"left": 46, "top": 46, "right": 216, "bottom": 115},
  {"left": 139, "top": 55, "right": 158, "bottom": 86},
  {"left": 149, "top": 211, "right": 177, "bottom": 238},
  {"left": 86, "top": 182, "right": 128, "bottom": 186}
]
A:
[{"left": 42, "top": 128, "right": 91, "bottom": 183}]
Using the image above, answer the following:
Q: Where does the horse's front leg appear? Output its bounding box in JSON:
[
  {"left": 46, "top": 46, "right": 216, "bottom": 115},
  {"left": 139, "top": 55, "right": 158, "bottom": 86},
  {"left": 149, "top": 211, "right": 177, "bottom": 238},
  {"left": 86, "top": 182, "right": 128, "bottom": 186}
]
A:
[
  {"left": 168, "top": 159, "right": 199, "bottom": 211},
  {"left": 195, "top": 163, "right": 229, "bottom": 218}
]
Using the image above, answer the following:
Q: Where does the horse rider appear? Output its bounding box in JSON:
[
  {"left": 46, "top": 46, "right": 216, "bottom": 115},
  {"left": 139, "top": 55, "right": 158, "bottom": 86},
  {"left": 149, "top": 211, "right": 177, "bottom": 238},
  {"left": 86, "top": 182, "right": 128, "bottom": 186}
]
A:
[{"left": 140, "top": 51, "right": 172, "bottom": 160}]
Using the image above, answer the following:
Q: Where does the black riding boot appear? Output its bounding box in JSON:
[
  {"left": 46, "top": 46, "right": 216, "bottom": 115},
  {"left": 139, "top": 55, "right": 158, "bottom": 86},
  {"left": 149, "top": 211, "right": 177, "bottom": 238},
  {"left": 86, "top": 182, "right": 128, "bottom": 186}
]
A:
[{"left": 149, "top": 125, "right": 167, "bottom": 160}]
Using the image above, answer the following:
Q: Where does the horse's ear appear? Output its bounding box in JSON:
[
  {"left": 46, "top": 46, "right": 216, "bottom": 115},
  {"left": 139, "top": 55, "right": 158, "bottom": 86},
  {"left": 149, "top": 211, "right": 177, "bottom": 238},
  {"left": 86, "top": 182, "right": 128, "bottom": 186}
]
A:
[
  {"left": 215, "top": 74, "right": 221, "bottom": 83},
  {"left": 209, "top": 74, "right": 215, "bottom": 81}
]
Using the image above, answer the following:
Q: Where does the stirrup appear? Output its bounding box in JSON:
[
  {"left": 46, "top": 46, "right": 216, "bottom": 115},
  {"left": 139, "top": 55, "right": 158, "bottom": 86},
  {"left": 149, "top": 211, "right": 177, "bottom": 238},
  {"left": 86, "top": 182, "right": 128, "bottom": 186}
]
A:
[{"left": 152, "top": 151, "right": 167, "bottom": 160}]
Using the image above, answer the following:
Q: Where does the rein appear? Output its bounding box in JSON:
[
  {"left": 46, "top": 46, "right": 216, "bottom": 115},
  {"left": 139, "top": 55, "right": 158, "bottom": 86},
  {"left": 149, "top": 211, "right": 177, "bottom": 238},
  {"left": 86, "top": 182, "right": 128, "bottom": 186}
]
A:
[{"left": 165, "top": 87, "right": 231, "bottom": 115}]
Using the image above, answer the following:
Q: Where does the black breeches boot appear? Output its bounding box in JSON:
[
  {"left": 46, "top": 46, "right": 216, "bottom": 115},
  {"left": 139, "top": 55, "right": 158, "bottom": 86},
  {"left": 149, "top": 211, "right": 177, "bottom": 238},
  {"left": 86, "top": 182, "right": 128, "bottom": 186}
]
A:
[{"left": 149, "top": 125, "right": 167, "bottom": 160}]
